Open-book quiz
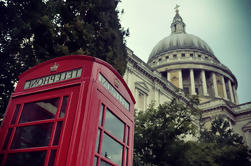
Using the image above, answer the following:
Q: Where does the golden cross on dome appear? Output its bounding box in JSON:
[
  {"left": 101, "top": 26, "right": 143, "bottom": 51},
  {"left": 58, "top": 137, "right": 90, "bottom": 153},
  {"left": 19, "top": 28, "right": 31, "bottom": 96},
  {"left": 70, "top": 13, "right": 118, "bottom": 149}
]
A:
[{"left": 174, "top": 4, "right": 180, "bottom": 13}]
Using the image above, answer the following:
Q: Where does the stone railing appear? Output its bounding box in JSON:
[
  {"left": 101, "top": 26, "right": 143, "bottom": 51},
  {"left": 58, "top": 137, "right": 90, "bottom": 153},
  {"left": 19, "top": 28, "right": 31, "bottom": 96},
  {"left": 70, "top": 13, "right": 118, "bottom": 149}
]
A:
[
  {"left": 232, "top": 102, "right": 251, "bottom": 113},
  {"left": 151, "top": 56, "right": 230, "bottom": 73},
  {"left": 199, "top": 99, "right": 230, "bottom": 110},
  {"left": 200, "top": 99, "right": 251, "bottom": 115}
]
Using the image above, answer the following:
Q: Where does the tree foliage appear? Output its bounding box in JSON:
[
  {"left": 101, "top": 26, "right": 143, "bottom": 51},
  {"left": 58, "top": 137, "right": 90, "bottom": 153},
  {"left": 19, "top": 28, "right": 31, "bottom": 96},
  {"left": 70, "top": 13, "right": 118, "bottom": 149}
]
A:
[
  {"left": 196, "top": 117, "right": 251, "bottom": 166},
  {"left": 133, "top": 96, "right": 200, "bottom": 165},
  {"left": 200, "top": 117, "right": 244, "bottom": 146},
  {"left": 134, "top": 98, "right": 251, "bottom": 166},
  {"left": 0, "top": 0, "right": 128, "bottom": 116}
]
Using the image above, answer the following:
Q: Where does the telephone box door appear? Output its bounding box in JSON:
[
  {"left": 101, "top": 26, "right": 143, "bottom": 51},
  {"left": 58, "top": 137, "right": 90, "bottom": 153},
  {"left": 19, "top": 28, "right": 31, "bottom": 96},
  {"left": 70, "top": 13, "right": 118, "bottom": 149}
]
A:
[
  {"left": 0, "top": 85, "right": 79, "bottom": 166},
  {"left": 93, "top": 90, "right": 133, "bottom": 166}
]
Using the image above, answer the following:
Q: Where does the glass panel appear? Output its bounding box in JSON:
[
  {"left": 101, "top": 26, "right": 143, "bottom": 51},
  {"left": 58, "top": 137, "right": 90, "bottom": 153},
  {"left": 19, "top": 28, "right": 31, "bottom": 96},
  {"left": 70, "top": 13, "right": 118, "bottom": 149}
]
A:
[
  {"left": 95, "top": 129, "right": 101, "bottom": 153},
  {"left": 99, "top": 104, "right": 104, "bottom": 126},
  {"left": 19, "top": 98, "right": 59, "bottom": 123},
  {"left": 100, "top": 160, "right": 113, "bottom": 166},
  {"left": 5, "top": 151, "right": 46, "bottom": 166},
  {"left": 127, "top": 126, "right": 130, "bottom": 145},
  {"left": 125, "top": 148, "right": 128, "bottom": 166},
  {"left": 101, "top": 133, "right": 123, "bottom": 166},
  {"left": 104, "top": 109, "right": 124, "bottom": 141},
  {"left": 11, "top": 123, "right": 53, "bottom": 149},
  {"left": 93, "top": 156, "right": 97, "bottom": 166},
  {"left": 48, "top": 150, "right": 57, "bottom": 166},
  {"left": 53, "top": 121, "right": 63, "bottom": 145},
  {"left": 59, "top": 96, "right": 68, "bottom": 118},
  {"left": 3, "top": 128, "right": 13, "bottom": 150},
  {"left": 11, "top": 104, "right": 20, "bottom": 124}
]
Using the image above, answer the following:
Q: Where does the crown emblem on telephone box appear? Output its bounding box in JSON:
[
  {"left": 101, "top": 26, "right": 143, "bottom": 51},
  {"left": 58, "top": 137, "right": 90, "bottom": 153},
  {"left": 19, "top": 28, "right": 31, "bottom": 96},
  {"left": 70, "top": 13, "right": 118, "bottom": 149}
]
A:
[{"left": 50, "top": 63, "right": 59, "bottom": 72}]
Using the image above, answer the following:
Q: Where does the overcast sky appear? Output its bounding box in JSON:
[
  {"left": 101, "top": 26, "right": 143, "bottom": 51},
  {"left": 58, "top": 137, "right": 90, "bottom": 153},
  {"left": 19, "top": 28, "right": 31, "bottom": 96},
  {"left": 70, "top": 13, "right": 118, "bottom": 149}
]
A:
[{"left": 118, "top": 0, "right": 251, "bottom": 104}]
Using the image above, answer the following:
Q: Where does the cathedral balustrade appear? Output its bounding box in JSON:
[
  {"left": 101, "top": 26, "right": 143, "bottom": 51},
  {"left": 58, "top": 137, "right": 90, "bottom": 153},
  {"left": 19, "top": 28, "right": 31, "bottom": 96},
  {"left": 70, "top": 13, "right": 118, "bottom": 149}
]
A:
[
  {"left": 199, "top": 99, "right": 232, "bottom": 111},
  {"left": 232, "top": 102, "right": 251, "bottom": 113}
]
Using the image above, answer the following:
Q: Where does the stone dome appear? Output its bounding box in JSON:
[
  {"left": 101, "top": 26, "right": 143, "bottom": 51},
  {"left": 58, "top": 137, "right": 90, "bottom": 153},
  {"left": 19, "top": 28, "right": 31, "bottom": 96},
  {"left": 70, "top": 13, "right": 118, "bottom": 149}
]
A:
[
  {"left": 148, "top": 33, "right": 215, "bottom": 62},
  {"left": 147, "top": 8, "right": 217, "bottom": 63}
]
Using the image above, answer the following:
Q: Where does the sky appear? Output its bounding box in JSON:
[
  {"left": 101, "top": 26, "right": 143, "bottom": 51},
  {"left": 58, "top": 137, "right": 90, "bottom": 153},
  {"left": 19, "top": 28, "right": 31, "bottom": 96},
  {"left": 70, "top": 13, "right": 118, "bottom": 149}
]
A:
[{"left": 118, "top": 0, "right": 251, "bottom": 104}]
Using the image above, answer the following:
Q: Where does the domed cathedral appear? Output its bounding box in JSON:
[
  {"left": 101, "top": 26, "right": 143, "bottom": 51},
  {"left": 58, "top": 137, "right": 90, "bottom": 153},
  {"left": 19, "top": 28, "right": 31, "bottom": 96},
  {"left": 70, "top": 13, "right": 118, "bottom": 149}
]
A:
[
  {"left": 147, "top": 6, "right": 238, "bottom": 104},
  {"left": 124, "top": 6, "right": 251, "bottom": 147}
]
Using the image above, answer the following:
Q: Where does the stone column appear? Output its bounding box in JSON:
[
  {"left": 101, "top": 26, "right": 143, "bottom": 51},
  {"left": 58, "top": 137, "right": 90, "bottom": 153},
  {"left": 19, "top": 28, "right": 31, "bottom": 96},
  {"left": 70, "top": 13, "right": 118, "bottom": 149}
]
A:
[
  {"left": 167, "top": 72, "right": 171, "bottom": 82},
  {"left": 190, "top": 69, "right": 196, "bottom": 95},
  {"left": 232, "top": 84, "right": 239, "bottom": 104},
  {"left": 178, "top": 69, "right": 183, "bottom": 89},
  {"left": 212, "top": 73, "right": 218, "bottom": 97},
  {"left": 228, "top": 79, "right": 235, "bottom": 103},
  {"left": 201, "top": 70, "right": 208, "bottom": 96},
  {"left": 221, "top": 76, "right": 227, "bottom": 99}
]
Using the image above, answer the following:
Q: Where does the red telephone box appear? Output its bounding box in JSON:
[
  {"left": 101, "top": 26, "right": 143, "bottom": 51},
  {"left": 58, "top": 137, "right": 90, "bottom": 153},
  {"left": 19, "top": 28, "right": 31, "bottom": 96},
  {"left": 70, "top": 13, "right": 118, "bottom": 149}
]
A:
[{"left": 0, "top": 55, "right": 135, "bottom": 166}]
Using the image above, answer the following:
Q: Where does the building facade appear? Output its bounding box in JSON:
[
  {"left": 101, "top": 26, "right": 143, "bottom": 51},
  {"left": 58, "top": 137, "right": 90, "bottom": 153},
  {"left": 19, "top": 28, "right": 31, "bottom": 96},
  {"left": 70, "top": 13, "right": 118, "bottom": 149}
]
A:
[{"left": 123, "top": 7, "right": 251, "bottom": 147}]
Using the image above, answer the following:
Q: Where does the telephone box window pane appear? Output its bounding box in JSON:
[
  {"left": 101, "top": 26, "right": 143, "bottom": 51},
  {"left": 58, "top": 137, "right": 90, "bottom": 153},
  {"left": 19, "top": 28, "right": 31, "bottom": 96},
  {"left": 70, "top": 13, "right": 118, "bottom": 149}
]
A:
[
  {"left": 5, "top": 151, "right": 46, "bottom": 166},
  {"left": 95, "top": 129, "right": 101, "bottom": 153},
  {"left": 125, "top": 148, "right": 128, "bottom": 166},
  {"left": 48, "top": 150, "right": 57, "bottom": 166},
  {"left": 11, "top": 123, "right": 53, "bottom": 149},
  {"left": 99, "top": 105, "right": 104, "bottom": 126},
  {"left": 53, "top": 121, "right": 63, "bottom": 145},
  {"left": 127, "top": 126, "right": 130, "bottom": 145},
  {"left": 19, "top": 98, "right": 59, "bottom": 123},
  {"left": 93, "top": 156, "right": 97, "bottom": 166},
  {"left": 59, "top": 96, "right": 68, "bottom": 118},
  {"left": 3, "top": 128, "right": 13, "bottom": 150},
  {"left": 101, "top": 133, "right": 123, "bottom": 166},
  {"left": 100, "top": 160, "right": 113, "bottom": 166},
  {"left": 11, "top": 104, "right": 20, "bottom": 124},
  {"left": 104, "top": 109, "right": 124, "bottom": 141}
]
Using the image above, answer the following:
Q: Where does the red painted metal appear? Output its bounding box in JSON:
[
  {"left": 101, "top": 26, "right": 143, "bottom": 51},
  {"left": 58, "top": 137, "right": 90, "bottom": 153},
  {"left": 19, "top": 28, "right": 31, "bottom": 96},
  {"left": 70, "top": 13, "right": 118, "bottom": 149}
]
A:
[{"left": 0, "top": 55, "right": 135, "bottom": 166}]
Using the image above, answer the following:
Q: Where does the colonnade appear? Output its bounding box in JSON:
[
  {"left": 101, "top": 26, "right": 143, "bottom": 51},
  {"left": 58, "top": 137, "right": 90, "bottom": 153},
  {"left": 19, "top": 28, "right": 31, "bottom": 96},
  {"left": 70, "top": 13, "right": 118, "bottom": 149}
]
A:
[{"left": 167, "top": 69, "right": 238, "bottom": 104}]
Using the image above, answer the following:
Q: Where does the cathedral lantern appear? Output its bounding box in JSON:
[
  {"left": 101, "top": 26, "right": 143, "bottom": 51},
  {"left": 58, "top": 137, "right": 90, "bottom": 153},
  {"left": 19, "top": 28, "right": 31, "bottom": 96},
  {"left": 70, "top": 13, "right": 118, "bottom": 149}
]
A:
[{"left": 0, "top": 55, "right": 135, "bottom": 166}]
